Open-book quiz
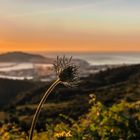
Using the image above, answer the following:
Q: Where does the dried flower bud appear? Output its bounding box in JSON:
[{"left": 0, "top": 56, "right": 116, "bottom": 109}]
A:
[{"left": 53, "top": 56, "right": 79, "bottom": 87}]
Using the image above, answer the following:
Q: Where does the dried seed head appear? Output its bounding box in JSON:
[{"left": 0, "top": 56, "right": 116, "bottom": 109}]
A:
[{"left": 53, "top": 56, "right": 79, "bottom": 87}]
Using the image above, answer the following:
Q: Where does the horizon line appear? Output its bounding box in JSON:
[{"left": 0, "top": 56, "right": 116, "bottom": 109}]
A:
[{"left": 1, "top": 50, "right": 140, "bottom": 54}]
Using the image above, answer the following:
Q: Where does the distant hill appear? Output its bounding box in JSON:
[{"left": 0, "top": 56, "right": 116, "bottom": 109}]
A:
[
  {"left": 0, "top": 52, "right": 52, "bottom": 63},
  {"left": 0, "top": 52, "right": 89, "bottom": 68}
]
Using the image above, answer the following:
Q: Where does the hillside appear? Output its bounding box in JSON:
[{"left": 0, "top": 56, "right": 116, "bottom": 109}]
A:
[
  {"left": 0, "top": 64, "right": 140, "bottom": 131},
  {"left": 0, "top": 64, "right": 140, "bottom": 108},
  {"left": 0, "top": 78, "right": 45, "bottom": 107},
  {"left": 0, "top": 52, "right": 52, "bottom": 63},
  {"left": 9, "top": 64, "right": 140, "bottom": 107},
  {"left": 0, "top": 52, "right": 90, "bottom": 69}
]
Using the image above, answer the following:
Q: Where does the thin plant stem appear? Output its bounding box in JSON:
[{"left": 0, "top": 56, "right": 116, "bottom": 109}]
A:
[{"left": 29, "top": 78, "right": 61, "bottom": 140}]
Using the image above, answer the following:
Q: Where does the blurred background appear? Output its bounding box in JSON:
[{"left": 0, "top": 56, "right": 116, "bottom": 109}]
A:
[{"left": 0, "top": 0, "right": 140, "bottom": 139}]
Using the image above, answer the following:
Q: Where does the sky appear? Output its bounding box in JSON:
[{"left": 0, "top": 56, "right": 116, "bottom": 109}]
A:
[{"left": 0, "top": 0, "right": 140, "bottom": 52}]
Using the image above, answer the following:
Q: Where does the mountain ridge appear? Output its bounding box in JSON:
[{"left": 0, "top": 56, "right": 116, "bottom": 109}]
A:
[
  {"left": 0, "top": 51, "right": 52, "bottom": 63},
  {"left": 0, "top": 52, "right": 89, "bottom": 67}
]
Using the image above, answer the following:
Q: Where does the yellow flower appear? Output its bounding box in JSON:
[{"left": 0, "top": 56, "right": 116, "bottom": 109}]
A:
[
  {"left": 54, "top": 131, "right": 72, "bottom": 138},
  {"left": 2, "top": 132, "right": 10, "bottom": 139}
]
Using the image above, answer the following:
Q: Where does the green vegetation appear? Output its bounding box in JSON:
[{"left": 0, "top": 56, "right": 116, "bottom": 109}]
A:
[
  {"left": 0, "top": 99, "right": 140, "bottom": 140},
  {"left": 0, "top": 64, "right": 140, "bottom": 139}
]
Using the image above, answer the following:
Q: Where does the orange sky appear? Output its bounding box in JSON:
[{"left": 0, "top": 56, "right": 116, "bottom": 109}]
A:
[
  {"left": 0, "top": 0, "right": 140, "bottom": 52},
  {"left": 0, "top": 36, "right": 140, "bottom": 52}
]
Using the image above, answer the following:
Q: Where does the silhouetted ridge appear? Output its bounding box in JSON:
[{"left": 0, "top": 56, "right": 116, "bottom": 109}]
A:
[{"left": 0, "top": 52, "right": 50, "bottom": 62}]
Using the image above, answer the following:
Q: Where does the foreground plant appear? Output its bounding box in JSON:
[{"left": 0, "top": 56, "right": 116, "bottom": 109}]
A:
[{"left": 29, "top": 56, "right": 79, "bottom": 140}]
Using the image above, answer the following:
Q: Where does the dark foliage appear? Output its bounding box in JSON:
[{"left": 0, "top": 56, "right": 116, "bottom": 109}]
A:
[{"left": 0, "top": 64, "right": 140, "bottom": 131}]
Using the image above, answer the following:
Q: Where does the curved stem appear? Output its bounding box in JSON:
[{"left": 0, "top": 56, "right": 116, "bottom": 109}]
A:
[{"left": 29, "top": 79, "right": 61, "bottom": 140}]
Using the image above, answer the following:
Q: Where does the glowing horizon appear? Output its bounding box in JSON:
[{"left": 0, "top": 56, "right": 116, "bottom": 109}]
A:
[{"left": 0, "top": 0, "right": 140, "bottom": 52}]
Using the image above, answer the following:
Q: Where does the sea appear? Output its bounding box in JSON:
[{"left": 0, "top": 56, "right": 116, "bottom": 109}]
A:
[{"left": 38, "top": 52, "right": 140, "bottom": 66}]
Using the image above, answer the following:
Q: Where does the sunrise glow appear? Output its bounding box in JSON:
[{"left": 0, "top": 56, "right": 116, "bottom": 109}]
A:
[{"left": 0, "top": 0, "right": 140, "bottom": 52}]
